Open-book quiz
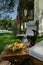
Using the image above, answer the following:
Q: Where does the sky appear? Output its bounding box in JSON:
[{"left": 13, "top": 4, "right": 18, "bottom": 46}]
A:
[
  {"left": 0, "top": 3, "right": 18, "bottom": 20},
  {"left": 9, "top": 4, "right": 18, "bottom": 19}
]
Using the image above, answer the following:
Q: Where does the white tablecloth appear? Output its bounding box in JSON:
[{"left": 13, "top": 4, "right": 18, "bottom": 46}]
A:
[{"left": 29, "top": 41, "right": 43, "bottom": 61}]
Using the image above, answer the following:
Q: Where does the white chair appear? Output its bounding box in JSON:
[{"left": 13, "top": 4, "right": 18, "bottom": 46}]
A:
[{"left": 26, "top": 20, "right": 38, "bottom": 46}]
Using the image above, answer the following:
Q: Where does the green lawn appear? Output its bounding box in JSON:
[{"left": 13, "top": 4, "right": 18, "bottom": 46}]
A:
[
  {"left": 0, "top": 33, "right": 22, "bottom": 53},
  {"left": 36, "top": 37, "right": 43, "bottom": 42}
]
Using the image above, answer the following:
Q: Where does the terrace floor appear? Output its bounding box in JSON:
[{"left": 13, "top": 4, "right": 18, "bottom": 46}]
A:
[
  {"left": 0, "top": 60, "right": 11, "bottom": 65},
  {"left": 0, "top": 59, "right": 43, "bottom": 65}
]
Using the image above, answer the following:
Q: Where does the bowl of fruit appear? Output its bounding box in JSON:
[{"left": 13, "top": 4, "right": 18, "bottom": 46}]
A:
[{"left": 7, "top": 42, "right": 24, "bottom": 52}]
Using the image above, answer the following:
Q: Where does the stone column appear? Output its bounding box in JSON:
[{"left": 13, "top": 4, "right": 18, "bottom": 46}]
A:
[{"left": 34, "top": 0, "right": 39, "bottom": 20}]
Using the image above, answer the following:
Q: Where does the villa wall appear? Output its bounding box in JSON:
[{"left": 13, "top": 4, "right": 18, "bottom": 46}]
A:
[
  {"left": 34, "top": 0, "right": 39, "bottom": 20},
  {"left": 34, "top": 0, "right": 43, "bottom": 36},
  {"left": 34, "top": 0, "right": 43, "bottom": 19}
]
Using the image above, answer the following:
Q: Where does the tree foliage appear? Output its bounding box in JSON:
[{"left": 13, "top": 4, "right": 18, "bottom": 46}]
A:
[
  {"left": 0, "top": 0, "right": 18, "bottom": 19},
  {"left": 0, "top": 0, "right": 17, "bottom": 13}
]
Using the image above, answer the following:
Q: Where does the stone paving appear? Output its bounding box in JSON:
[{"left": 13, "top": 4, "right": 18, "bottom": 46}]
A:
[{"left": 0, "top": 60, "right": 11, "bottom": 65}]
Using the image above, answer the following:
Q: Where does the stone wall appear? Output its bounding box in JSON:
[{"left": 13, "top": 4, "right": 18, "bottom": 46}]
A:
[
  {"left": 34, "top": 0, "right": 43, "bottom": 36},
  {"left": 34, "top": 0, "right": 39, "bottom": 20}
]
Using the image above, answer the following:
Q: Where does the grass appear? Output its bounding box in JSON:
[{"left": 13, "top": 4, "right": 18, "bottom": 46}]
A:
[
  {"left": 36, "top": 37, "right": 43, "bottom": 42},
  {"left": 0, "top": 33, "right": 22, "bottom": 53}
]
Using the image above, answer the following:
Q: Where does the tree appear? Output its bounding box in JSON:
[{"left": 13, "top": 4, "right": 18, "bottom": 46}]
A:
[
  {"left": 0, "top": 0, "right": 18, "bottom": 19},
  {"left": 0, "top": 0, "right": 17, "bottom": 12},
  {"left": 0, "top": 0, "right": 18, "bottom": 29},
  {"left": 11, "top": 19, "right": 18, "bottom": 38}
]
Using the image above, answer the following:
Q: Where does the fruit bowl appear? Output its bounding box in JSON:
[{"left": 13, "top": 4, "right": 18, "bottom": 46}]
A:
[{"left": 7, "top": 42, "right": 24, "bottom": 52}]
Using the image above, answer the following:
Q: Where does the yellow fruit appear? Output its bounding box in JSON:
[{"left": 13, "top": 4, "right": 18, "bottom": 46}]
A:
[
  {"left": 18, "top": 43, "right": 24, "bottom": 49},
  {"left": 20, "top": 43, "right": 24, "bottom": 46},
  {"left": 12, "top": 46, "right": 18, "bottom": 51},
  {"left": 14, "top": 42, "right": 18, "bottom": 46},
  {"left": 16, "top": 44, "right": 20, "bottom": 47},
  {"left": 8, "top": 44, "right": 13, "bottom": 50}
]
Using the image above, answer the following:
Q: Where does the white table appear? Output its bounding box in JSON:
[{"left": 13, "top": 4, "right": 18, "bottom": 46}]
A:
[{"left": 29, "top": 40, "right": 43, "bottom": 61}]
